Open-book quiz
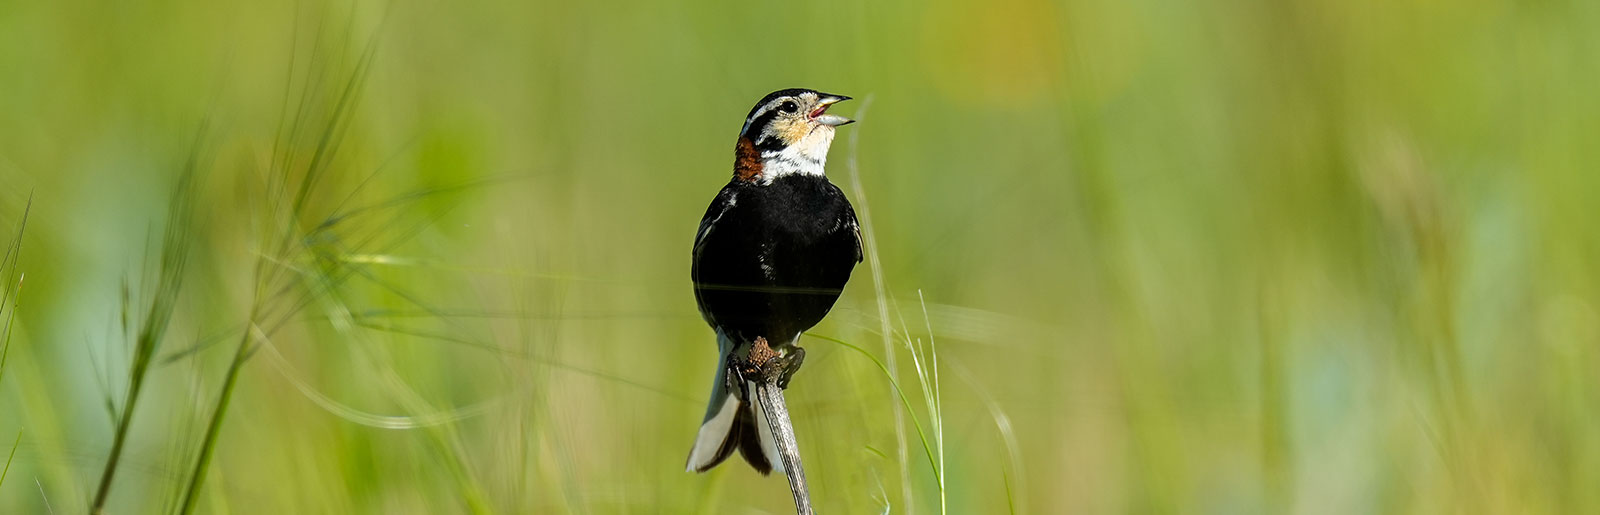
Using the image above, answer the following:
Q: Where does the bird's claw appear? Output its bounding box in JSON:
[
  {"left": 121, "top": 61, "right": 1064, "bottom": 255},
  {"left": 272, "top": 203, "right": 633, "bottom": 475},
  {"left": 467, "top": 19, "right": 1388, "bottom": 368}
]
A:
[
  {"left": 775, "top": 347, "right": 805, "bottom": 389},
  {"left": 728, "top": 337, "right": 806, "bottom": 390}
]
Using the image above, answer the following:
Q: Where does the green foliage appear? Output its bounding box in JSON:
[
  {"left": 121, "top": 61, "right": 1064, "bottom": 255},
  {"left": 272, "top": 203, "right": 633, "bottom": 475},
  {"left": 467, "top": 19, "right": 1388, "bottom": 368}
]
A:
[{"left": 92, "top": 137, "right": 199, "bottom": 514}]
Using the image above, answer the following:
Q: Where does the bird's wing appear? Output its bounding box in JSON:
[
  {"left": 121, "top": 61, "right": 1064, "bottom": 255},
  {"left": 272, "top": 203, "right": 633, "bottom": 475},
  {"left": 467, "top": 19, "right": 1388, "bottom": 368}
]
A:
[
  {"left": 845, "top": 203, "right": 864, "bottom": 263},
  {"left": 693, "top": 185, "right": 739, "bottom": 259},
  {"left": 692, "top": 184, "right": 741, "bottom": 326}
]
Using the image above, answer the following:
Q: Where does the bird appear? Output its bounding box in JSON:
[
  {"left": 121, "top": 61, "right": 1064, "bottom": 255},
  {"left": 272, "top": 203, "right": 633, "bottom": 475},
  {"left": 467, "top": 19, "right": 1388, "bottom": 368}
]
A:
[{"left": 686, "top": 88, "right": 863, "bottom": 475}]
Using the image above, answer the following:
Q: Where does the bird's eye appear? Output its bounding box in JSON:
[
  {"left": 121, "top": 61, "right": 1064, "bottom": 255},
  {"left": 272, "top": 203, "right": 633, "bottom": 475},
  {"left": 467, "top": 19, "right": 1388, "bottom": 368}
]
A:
[{"left": 778, "top": 101, "right": 799, "bottom": 114}]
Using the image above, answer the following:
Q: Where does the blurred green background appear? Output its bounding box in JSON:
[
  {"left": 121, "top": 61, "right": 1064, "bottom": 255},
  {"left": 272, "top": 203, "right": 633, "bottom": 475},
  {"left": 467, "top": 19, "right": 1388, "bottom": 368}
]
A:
[{"left": 2, "top": 0, "right": 1598, "bottom": 513}]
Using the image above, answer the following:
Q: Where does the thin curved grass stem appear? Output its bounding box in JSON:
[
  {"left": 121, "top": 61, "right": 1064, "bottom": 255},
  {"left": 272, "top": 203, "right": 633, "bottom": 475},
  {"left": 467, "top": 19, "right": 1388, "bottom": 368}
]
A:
[{"left": 802, "top": 333, "right": 943, "bottom": 487}]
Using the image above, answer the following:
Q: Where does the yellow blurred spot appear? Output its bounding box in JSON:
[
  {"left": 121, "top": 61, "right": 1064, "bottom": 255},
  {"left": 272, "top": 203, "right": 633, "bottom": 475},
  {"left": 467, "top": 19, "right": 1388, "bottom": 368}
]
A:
[{"left": 919, "top": 0, "right": 1066, "bottom": 108}]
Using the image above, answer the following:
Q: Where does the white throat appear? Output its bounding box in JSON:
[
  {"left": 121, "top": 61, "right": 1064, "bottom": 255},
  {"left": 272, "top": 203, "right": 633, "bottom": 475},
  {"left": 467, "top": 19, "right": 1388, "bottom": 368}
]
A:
[{"left": 757, "top": 128, "right": 835, "bottom": 184}]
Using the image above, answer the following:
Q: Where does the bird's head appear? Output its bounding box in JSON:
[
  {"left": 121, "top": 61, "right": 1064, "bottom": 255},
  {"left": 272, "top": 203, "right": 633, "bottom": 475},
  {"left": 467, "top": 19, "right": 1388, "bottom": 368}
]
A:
[{"left": 734, "top": 89, "right": 853, "bottom": 183}]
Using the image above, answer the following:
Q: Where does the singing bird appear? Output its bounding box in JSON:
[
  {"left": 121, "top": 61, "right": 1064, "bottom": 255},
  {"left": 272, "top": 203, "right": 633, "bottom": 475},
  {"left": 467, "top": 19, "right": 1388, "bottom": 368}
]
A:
[{"left": 687, "top": 89, "right": 862, "bottom": 475}]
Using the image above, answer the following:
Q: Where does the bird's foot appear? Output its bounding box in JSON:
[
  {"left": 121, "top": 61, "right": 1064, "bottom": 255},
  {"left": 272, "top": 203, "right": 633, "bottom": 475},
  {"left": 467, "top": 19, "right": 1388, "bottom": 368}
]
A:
[
  {"left": 774, "top": 346, "right": 805, "bottom": 389},
  {"left": 730, "top": 337, "right": 806, "bottom": 390},
  {"left": 732, "top": 337, "right": 771, "bottom": 383},
  {"left": 723, "top": 366, "right": 748, "bottom": 401}
]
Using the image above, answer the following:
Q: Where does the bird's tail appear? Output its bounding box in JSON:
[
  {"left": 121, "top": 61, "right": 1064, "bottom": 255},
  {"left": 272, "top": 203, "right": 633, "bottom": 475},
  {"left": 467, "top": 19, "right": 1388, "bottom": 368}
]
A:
[{"left": 686, "top": 331, "right": 785, "bottom": 476}]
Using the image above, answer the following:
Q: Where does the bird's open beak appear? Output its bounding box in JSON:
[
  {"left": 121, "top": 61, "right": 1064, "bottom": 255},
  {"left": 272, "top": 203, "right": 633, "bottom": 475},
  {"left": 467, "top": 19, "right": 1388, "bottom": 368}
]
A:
[{"left": 811, "top": 95, "right": 854, "bottom": 127}]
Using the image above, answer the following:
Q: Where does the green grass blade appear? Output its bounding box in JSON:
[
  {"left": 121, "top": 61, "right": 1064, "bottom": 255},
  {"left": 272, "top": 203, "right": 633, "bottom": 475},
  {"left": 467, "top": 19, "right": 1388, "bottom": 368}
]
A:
[
  {"left": 803, "top": 333, "right": 943, "bottom": 488},
  {"left": 0, "top": 429, "right": 19, "bottom": 490},
  {"left": 90, "top": 140, "right": 200, "bottom": 513},
  {"left": 0, "top": 194, "right": 30, "bottom": 388},
  {"left": 176, "top": 328, "right": 254, "bottom": 515}
]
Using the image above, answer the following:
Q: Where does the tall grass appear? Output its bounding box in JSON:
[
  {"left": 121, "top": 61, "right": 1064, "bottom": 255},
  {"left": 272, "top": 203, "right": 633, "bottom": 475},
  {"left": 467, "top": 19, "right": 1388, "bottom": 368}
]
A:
[
  {"left": 0, "top": 195, "right": 28, "bottom": 495},
  {"left": 90, "top": 139, "right": 199, "bottom": 514},
  {"left": 0, "top": 197, "right": 26, "bottom": 387},
  {"left": 177, "top": 15, "right": 388, "bottom": 513},
  {"left": 0, "top": 430, "right": 18, "bottom": 491},
  {"left": 842, "top": 95, "right": 921, "bottom": 514},
  {"left": 171, "top": 11, "right": 506, "bottom": 512}
]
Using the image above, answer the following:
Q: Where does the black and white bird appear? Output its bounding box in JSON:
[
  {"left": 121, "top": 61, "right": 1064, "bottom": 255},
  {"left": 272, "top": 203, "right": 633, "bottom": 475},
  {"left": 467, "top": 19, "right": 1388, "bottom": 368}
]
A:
[{"left": 686, "top": 89, "right": 862, "bottom": 475}]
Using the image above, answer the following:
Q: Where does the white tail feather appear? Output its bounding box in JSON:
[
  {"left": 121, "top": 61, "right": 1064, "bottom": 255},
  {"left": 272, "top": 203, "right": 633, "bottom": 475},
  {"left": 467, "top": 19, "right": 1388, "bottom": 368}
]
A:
[
  {"left": 686, "top": 395, "right": 740, "bottom": 472},
  {"left": 685, "top": 330, "right": 788, "bottom": 475}
]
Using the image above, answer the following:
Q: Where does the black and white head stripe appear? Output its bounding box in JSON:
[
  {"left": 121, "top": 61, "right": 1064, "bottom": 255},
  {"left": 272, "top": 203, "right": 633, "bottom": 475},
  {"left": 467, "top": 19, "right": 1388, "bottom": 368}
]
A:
[
  {"left": 732, "top": 89, "right": 819, "bottom": 147},
  {"left": 738, "top": 89, "right": 819, "bottom": 144}
]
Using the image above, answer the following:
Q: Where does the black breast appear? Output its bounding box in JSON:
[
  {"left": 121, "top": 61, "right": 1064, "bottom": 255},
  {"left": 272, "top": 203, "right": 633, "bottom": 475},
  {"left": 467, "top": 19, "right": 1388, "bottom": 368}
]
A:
[{"left": 692, "top": 175, "right": 860, "bottom": 344}]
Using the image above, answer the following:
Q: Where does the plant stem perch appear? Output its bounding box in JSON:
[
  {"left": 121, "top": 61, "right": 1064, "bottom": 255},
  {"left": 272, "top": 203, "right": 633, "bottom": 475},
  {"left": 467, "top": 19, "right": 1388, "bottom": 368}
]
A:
[
  {"left": 756, "top": 383, "right": 811, "bottom": 514},
  {"left": 741, "top": 337, "right": 814, "bottom": 515}
]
